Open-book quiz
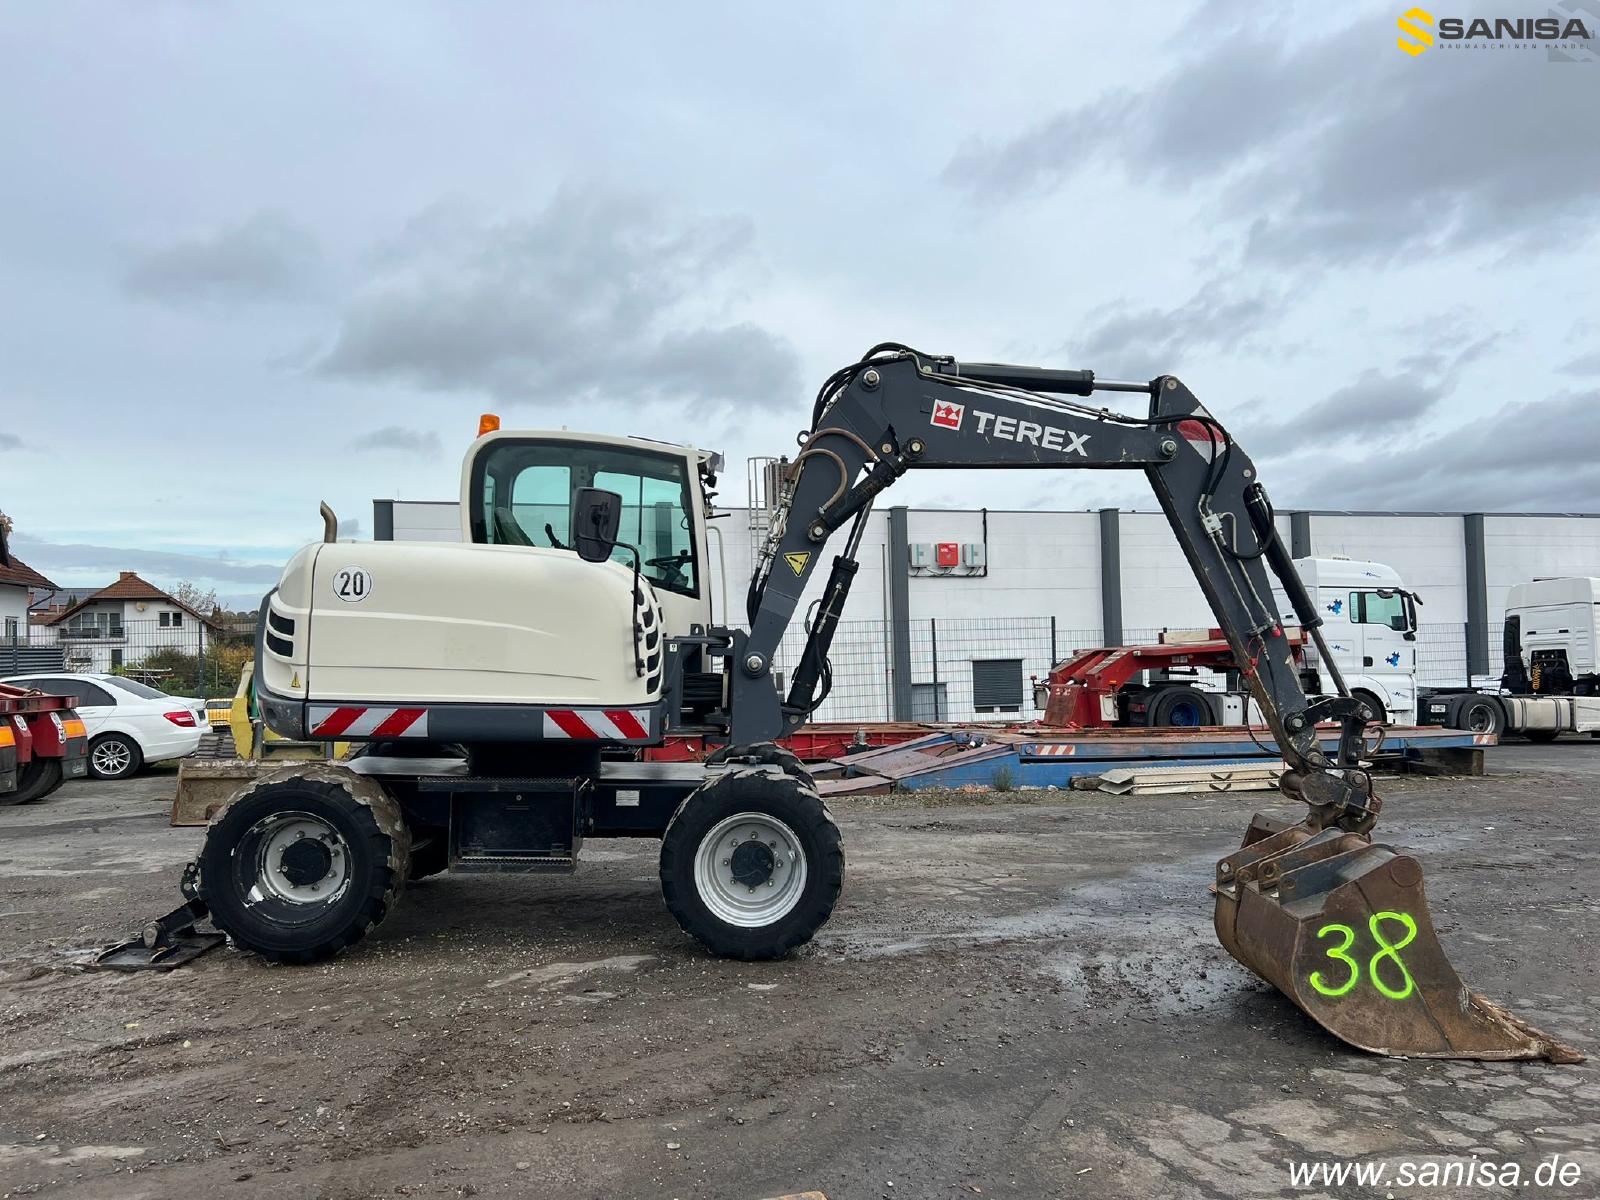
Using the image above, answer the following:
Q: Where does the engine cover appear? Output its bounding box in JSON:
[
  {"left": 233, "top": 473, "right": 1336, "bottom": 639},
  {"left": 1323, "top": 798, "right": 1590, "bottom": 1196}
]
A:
[{"left": 260, "top": 542, "right": 664, "bottom": 708}]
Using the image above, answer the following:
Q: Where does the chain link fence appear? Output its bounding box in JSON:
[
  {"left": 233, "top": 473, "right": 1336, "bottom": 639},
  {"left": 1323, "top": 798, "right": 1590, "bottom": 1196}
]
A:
[
  {"left": 775, "top": 617, "right": 1508, "bottom": 725},
  {"left": 2, "top": 611, "right": 1516, "bottom": 721},
  {"left": 1, "top": 618, "right": 254, "bottom": 698}
]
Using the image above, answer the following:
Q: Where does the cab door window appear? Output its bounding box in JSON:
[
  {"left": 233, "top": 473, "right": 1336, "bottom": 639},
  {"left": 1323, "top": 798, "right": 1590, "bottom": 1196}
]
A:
[{"left": 1350, "top": 591, "right": 1410, "bottom": 631}]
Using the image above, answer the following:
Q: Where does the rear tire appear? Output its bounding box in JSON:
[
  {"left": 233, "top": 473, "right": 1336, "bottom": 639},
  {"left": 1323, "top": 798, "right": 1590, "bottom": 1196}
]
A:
[
  {"left": 660, "top": 770, "right": 842, "bottom": 960},
  {"left": 88, "top": 733, "right": 142, "bottom": 780},
  {"left": 197, "top": 765, "right": 410, "bottom": 963},
  {"left": 0, "top": 758, "right": 63, "bottom": 807},
  {"left": 1524, "top": 728, "right": 1561, "bottom": 743},
  {"left": 1147, "top": 686, "right": 1213, "bottom": 728},
  {"left": 1456, "top": 697, "right": 1503, "bottom": 736}
]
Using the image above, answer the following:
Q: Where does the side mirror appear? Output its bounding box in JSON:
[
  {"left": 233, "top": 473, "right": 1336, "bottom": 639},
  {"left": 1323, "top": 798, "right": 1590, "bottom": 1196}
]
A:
[{"left": 572, "top": 487, "right": 623, "bottom": 564}]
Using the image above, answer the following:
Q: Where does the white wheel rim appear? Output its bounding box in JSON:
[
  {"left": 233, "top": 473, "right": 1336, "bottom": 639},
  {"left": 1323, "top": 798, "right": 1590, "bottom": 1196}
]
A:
[
  {"left": 693, "top": 811, "right": 808, "bottom": 928},
  {"left": 93, "top": 740, "right": 132, "bottom": 774},
  {"left": 245, "top": 811, "right": 353, "bottom": 906}
]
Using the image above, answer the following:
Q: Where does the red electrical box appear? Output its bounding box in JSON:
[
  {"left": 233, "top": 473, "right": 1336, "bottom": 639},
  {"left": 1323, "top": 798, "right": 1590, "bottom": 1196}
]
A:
[{"left": 935, "top": 542, "right": 960, "bottom": 567}]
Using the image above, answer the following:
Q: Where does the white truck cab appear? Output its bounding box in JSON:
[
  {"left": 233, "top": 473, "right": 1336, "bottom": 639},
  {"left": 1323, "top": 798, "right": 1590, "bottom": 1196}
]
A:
[
  {"left": 1502, "top": 576, "right": 1600, "bottom": 694},
  {"left": 1291, "top": 557, "right": 1419, "bottom": 725}
]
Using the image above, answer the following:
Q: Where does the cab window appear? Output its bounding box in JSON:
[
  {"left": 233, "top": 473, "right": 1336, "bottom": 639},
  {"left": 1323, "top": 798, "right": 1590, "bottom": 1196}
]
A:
[
  {"left": 472, "top": 439, "right": 698, "bottom": 598},
  {"left": 1350, "top": 590, "right": 1411, "bottom": 631}
]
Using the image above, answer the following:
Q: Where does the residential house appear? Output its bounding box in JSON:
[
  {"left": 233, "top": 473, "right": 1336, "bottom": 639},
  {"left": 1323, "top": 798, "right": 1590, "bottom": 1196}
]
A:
[
  {"left": 41, "top": 572, "right": 221, "bottom": 673},
  {"left": 0, "top": 555, "right": 57, "bottom": 645}
]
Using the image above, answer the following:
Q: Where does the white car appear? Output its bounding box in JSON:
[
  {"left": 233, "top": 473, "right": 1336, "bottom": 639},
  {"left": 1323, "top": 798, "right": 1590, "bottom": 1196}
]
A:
[{"left": 0, "top": 673, "right": 207, "bottom": 780}]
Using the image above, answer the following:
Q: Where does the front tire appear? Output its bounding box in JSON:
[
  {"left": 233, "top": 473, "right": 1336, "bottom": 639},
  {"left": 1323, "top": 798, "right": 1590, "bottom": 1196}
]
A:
[
  {"left": 197, "top": 764, "right": 410, "bottom": 963},
  {"left": 88, "top": 733, "right": 142, "bottom": 780},
  {"left": 660, "top": 770, "right": 842, "bottom": 960},
  {"left": 1352, "top": 691, "right": 1388, "bottom": 725}
]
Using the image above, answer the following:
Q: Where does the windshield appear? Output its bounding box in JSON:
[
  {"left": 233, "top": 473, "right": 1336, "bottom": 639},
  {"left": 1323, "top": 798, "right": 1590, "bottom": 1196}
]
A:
[{"left": 472, "top": 439, "right": 699, "bottom": 597}]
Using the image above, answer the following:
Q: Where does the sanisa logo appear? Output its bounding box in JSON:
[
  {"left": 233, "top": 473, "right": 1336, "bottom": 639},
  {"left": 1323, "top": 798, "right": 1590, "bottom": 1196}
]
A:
[{"left": 1398, "top": 7, "right": 1594, "bottom": 56}]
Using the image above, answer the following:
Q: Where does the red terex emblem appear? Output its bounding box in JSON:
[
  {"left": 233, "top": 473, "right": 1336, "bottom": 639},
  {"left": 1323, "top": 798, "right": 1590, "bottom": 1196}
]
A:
[{"left": 931, "top": 401, "right": 964, "bottom": 430}]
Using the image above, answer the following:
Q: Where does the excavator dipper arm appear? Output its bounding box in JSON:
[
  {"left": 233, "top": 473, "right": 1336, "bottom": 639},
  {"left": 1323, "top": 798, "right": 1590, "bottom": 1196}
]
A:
[
  {"left": 732, "top": 348, "right": 1371, "bottom": 831},
  {"left": 729, "top": 345, "right": 1581, "bottom": 1063}
]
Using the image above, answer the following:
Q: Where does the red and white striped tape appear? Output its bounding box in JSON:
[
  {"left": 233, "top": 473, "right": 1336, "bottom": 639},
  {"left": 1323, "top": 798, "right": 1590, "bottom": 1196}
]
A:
[
  {"left": 1027, "top": 744, "right": 1077, "bottom": 757},
  {"left": 543, "top": 708, "right": 651, "bottom": 741},
  {"left": 309, "top": 705, "right": 428, "bottom": 738}
]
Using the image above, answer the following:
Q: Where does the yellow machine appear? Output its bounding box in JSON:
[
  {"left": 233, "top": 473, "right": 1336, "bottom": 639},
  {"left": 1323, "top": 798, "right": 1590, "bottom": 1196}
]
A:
[{"left": 171, "top": 658, "right": 347, "bottom": 825}]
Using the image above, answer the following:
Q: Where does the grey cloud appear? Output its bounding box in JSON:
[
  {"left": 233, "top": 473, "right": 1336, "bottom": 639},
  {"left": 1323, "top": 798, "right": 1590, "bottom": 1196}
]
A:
[
  {"left": 948, "top": 15, "right": 1600, "bottom": 265},
  {"left": 347, "top": 426, "right": 443, "bottom": 457},
  {"left": 1561, "top": 350, "right": 1600, "bottom": 377},
  {"left": 1069, "top": 280, "right": 1282, "bottom": 378},
  {"left": 1280, "top": 389, "right": 1600, "bottom": 511},
  {"left": 0, "top": 433, "right": 21, "bottom": 451},
  {"left": 337, "top": 517, "right": 363, "bottom": 538},
  {"left": 1249, "top": 328, "right": 1496, "bottom": 456},
  {"left": 317, "top": 187, "right": 801, "bottom": 412},
  {"left": 124, "top": 211, "right": 322, "bottom": 305},
  {"left": 1249, "top": 369, "right": 1446, "bottom": 457},
  {"left": 9, "top": 532, "right": 285, "bottom": 588}
]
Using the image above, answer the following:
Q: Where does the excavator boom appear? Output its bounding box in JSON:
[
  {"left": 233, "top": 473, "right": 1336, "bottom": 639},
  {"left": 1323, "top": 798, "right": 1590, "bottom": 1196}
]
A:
[{"left": 732, "top": 344, "right": 1579, "bottom": 1063}]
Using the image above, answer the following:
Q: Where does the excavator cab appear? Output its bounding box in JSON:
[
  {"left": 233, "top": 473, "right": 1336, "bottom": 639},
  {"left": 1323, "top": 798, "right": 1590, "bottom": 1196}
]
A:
[{"left": 459, "top": 427, "right": 720, "bottom": 639}]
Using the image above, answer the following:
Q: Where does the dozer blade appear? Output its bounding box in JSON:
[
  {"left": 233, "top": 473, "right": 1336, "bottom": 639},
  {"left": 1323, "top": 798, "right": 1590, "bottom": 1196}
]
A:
[
  {"left": 171, "top": 758, "right": 260, "bottom": 826},
  {"left": 1213, "top": 814, "right": 1584, "bottom": 1063}
]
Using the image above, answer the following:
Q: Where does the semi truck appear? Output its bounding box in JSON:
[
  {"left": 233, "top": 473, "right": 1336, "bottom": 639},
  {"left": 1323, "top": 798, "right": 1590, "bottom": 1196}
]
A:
[
  {"left": 1067, "top": 557, "right": 1419, "bottom": 730},
  {"left": 1421, "top": 576, "right": 1600, "bottom": 741}
]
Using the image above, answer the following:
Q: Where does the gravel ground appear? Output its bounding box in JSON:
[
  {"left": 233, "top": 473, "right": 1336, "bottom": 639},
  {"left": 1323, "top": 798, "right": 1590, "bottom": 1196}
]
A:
[{"left": 0, "top": 745, "right": 1596, "bottom": 1199}]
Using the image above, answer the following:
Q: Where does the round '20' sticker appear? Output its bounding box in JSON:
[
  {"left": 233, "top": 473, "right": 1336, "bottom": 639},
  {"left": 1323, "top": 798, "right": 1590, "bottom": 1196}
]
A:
[{"left": 332, "top": 567, "right": 373, "bottom": 603}]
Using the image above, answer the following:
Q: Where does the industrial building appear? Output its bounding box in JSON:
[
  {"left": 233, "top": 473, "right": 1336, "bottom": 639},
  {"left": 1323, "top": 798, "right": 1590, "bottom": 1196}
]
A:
[{"left": 377, "top": 496, "right": 1600, "bottom": 725}]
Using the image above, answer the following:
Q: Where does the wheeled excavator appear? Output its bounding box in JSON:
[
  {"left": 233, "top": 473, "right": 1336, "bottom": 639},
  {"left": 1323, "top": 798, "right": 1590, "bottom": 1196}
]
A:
[{"left": 106, "top": 345, "right": 1581, "bottom": 1063}]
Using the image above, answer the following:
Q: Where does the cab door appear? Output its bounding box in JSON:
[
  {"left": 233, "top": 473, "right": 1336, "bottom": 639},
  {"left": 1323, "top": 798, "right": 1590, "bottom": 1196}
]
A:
[{"left": 1352, "top": 590, "right": 1412, "bottom": 677}]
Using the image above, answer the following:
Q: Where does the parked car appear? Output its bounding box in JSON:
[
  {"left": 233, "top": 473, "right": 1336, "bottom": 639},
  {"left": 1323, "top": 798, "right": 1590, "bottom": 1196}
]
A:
[{"left": 0, "top": 673, "right": 206, "bottom": 780}]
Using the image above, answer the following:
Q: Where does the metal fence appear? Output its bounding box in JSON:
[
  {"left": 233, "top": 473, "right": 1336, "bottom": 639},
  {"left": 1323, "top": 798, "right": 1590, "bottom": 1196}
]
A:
[
  {"left": 1, "top": 612, "right": 1515, "bottom": 720},
  {"left": 1, "top": 618, "right": 253, "bottom": 698},
  {"left": 772, "top": 618, "right": 1508, "bottom": 725},
  {"left": 769, "top": 617, "right": 1107, "bottom": 725}
]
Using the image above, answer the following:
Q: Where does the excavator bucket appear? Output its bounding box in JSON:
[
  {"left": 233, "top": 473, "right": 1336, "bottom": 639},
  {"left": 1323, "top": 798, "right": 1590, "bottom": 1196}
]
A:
[{"left": 1213, "top": 814, "right": 1584, "bottom": 1063}]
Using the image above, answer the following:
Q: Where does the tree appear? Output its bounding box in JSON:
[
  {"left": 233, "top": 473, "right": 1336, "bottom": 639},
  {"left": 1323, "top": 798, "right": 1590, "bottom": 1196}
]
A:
[{"left": 173, "top": 580, "right": 219, "bottom": 617}]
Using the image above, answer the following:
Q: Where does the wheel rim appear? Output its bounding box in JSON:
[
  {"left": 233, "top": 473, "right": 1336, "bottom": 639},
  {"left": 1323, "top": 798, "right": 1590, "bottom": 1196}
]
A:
[
  {"left": 93, "top": 739, "right": 132, "bottom": 775},
  {"left": 1467, "top": 704, "right": 1494, "bottom": 732},
  {"left": 693, "top": 811, "right": 808, "bottom": 928},
  {"left": 241, "top": 810, "right": 353, "bottom": 907},
  {"left": 1169, "top": 700, "right": 1202, "bottom": 727}
]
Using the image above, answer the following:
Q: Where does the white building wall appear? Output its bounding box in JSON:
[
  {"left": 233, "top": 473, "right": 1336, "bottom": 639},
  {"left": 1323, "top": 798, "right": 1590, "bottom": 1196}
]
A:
[
  {"left": 384, "top": 497, "right": 1600, "bottom": 719},
  {"left": 1309, "top": 515, "right": 1468, "bottom": 626},
  {"left": 0, "top": 586, "right": 26, "bottom": 638},
  {"left": 1482, "top": 515, "right": 1600, "bottom": 625},
  {"left": 389, "top": 501, "right": 465, "bottom": 543}
]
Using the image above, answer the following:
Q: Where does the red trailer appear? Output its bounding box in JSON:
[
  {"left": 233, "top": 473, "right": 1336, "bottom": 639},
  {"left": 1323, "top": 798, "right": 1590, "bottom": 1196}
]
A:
[
  {"left": 1038, "top": 627, "right": 1308, "bottom": 729},
  {"left": 0, "top": 682, "right": 91, "bottom": 806}
]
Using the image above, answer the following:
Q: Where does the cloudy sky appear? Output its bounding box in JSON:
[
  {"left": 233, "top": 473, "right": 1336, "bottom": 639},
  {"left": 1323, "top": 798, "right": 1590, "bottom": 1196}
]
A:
[{"left": 1, "top": 2, "right": 1597, "bottom": 606}]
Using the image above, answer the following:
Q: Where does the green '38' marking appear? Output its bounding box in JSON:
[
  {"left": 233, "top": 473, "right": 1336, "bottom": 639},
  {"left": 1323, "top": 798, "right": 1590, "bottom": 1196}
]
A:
[{"left": 1309, "top": 911, "right": 1419, "bottom": 1001}]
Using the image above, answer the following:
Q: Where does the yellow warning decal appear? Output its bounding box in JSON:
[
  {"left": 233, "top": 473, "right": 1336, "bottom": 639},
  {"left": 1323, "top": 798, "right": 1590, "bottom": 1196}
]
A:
[
  {"left": 290, "top": 672, "right": 301, "bottom": 689},
  {"left": 784, "top": 551, "right": 811, "bottom": 576}
]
